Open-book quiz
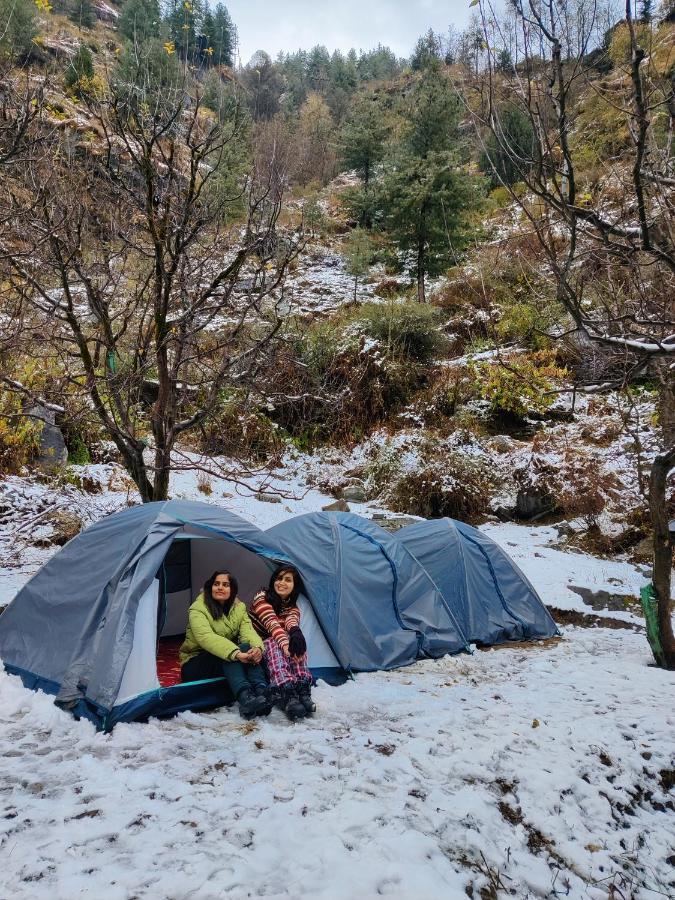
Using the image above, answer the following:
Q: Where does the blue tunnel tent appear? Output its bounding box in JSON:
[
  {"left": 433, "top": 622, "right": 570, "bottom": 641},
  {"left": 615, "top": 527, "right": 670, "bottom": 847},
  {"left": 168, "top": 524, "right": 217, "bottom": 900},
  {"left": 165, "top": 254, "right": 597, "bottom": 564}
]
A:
[
  {"left": 394, "top": 518, "right": 559, "bottom": 645},
  {"left": 0, "top": 502, "right": 556, "bottom": 730},
  {"left": 266, "top": 511, "right": 471, "bottom": 670},
  {"left": 0, "top": 500, "right": 350, "bottom": 730}
]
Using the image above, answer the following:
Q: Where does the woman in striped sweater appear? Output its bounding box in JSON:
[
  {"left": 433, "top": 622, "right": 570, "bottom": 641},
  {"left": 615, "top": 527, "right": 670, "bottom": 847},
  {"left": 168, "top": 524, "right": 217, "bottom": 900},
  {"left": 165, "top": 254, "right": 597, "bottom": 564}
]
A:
[{"left": 250, "top": 565, "right": 315, "bottom": 720}]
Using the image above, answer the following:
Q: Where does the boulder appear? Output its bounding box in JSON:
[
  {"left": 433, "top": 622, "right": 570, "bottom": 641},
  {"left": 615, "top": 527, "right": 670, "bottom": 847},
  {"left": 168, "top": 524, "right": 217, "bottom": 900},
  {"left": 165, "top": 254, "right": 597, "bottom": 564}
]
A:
[
  {"left": 27, "top": 404, "right": 68, "bottom": 472},
  {"left": 515, "top": 485, "right": 555, "bottom": 519},
  {"left": 488, "top": 435, "right": 515, "bottom": 454},
  {"left": 42, "top": 509, "right": 83, "bottom": 546},
  {"left": 254, "top": 492, "right": 281, "bottom": 504},
  {"left": 632, "top": 536, "right": 654, "bottom": 563},
  {"left": 342, "top": 482, "right": 367, "bottom": 502},
  {"left": 322, "top": 499, "right": 350, "bottom": 512},
  {"left": 568, "top": 585, "right": 639, "bottom": 613}
]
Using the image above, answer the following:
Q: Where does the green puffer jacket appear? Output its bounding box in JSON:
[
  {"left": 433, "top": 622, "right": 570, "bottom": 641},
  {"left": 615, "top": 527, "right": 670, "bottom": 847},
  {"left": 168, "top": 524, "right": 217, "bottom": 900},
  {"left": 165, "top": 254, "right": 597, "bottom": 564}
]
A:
[{"left": 179, "top": 594, "right": 264, "bottom": 666}]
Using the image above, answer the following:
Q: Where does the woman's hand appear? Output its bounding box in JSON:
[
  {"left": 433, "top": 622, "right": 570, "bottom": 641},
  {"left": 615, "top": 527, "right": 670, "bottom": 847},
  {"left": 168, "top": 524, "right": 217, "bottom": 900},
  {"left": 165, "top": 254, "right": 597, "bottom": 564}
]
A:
[{"left": 236, "top": 648, "right": 262, "bottom": 664}]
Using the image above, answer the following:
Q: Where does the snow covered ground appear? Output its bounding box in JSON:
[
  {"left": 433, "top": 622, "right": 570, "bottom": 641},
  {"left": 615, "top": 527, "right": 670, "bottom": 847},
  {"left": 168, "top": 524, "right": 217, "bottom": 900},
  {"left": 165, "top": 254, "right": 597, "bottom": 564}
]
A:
[
  {"left": 0, "top": 463, "right": 673, "bottom": 899},
  {"left": 1, "top": 626, "right": 673, "bottom": 899}
]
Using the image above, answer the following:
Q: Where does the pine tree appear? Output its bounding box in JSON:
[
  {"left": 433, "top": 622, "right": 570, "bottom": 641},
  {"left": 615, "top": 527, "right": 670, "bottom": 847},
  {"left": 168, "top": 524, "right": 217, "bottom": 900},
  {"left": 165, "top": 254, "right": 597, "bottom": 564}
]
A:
[
  {"left": 411, "top": 29, "right": 442, "bottom": 71},
  {"left": 479, "top": 104, "right": 535, "bottom": 188},
  {"left": 208, "top": 3, "right": 235, "bottom": 67},
  {"left": 340, "top": 93, "right": 388, "bottom": 187},
  {"left": 0, "top": 0, "right": 36, "bottom": 59},
  {"left": 118, "top": 0, "right": 161, "bottom": 46},
  {"left": 344, "top": 228, "right": 375, "bottom": 301},
  {"left": 326, "top": 50, "right": 358, "bottom": 122},
  {"left": 69, "top": 0, "right": 95, "bottom": 29},
  {"left": 380, "top": 69, "right": 479, "bottom": 302},
  {"left": 65, "top": 44, "right": 94, "bottom": 96},
  {"left": 306, "top": 45, "right": 331, "bottom": 93},
  {"left": 166, "top": 0, "right": 204, "bottom": 62}
]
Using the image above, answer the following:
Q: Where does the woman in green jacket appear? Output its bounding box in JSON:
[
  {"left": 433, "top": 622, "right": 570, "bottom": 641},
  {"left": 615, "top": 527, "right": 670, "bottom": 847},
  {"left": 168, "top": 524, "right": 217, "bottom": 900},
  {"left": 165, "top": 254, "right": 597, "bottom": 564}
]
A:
[{"left": 180, "top": 570, "right": 271, "bottom": 718}]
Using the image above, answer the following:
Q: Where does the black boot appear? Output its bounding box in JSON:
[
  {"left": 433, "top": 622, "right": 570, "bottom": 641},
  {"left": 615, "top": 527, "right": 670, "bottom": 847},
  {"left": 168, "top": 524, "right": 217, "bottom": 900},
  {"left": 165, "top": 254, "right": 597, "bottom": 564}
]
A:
[
  {"left": 280, "top": 684, "right": 306, "bottom": 721},
  {"left": 297, "top": 681, "right": 316, "bottom": 716},
  {"left": 237, "top": 687, "right": 268, "bottom": 719},
  {"left": 253, "top": 683, "right": 273, "bottom": 716}
]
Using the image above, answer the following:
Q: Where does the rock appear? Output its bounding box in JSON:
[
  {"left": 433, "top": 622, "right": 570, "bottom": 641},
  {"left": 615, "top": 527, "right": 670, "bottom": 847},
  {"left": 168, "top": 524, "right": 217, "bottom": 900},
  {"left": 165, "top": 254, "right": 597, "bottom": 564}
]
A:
[
  {"left": 94, "top": 0, "right": 119, "bottom": 22},
  {"left": 27, "top": 405, "right": 68, "bottom": 472},
  {"left": 554, "top": 520, "right": 583, "bottom": 537},
  {"left": 492, "top": 505, "right": 514, "bottom": 521},
  {"left": 322, "top": 499, "right": 350, "bottom": 512},
  {"left": 376, "top": 516, "right": 419, "bottom": 533},
  {"left": 43, "top": 509, "right": 83, "bottom": 546},
  {"left": 342, "top": 483, "right": 367, "bottom": 502},
  {"left": 632, "top": 536, "right": 653, "bottom": 563},
  {"left": 254, "top": 492, "right": 281, "bottom": 504},
  {"left": 515, "top": 485, "right": 556, "bottom": 519},
  {"left": 488, "top": 435, "right": 515, "bottom": 454},
  {"left": 568, "top": 585, "right": 639, "bottom": 613}
]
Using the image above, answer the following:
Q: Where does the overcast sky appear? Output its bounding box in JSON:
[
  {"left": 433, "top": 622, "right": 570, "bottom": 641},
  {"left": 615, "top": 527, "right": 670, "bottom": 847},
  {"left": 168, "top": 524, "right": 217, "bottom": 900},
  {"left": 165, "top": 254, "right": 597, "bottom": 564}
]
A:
[{"left": 225, "top": 1, "right": 481, "bottom": 66}]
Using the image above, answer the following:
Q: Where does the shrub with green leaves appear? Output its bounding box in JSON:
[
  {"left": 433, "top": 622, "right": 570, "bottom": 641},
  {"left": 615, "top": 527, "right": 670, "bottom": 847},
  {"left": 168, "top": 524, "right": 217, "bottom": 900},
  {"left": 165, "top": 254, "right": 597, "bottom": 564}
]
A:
[
  {"left": 0, "top": 390, "right": 41, "bottom": 474},
  {"left": 469, "top": 350, "right": 568, "bottom": 420},
  {"left": 355, "top": 300, "right": 445, "bottom": 363},
  {"left": 65, "top": 45, "right": 95, "bottom": 97}
]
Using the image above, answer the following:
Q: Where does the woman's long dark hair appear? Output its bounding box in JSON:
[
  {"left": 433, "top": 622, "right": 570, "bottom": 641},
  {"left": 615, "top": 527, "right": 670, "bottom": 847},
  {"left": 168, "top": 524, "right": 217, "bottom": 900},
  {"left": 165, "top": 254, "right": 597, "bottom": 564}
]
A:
[
  {"left": 266, "top": 565, "right": 304, "bottom": 616},
  {"left": 203, "top": 570, "right": 238, "bottom": 620}
]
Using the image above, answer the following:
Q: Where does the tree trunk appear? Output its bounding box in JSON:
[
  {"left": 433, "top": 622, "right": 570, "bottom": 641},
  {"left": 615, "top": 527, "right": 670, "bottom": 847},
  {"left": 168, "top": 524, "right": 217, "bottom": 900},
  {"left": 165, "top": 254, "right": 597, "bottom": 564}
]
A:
[
  {"left": 417, "top": 237, "right": 426, "bottom": 303},
  {"left": 153, "top": 443, "right": 172, "bottom": 503},
  {"left": 126, "top": 445, "right": 154, "bottom": 503},
  {"left": 657, "top": 361, "right": 675, "bottom": 447},
  {"left": 648, "top": 443, "right": 675, "bottom": 669}
]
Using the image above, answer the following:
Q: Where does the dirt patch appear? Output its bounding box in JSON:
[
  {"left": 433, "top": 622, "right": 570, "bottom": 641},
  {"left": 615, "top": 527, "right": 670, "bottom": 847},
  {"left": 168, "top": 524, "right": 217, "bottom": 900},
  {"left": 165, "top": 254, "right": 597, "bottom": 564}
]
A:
[
  {"left": 549, "top": 607, "right": 643, "bottom": 632},
  {"left": 498, "top": 801, "right": 524, "bottom": 825},
  {"left": 476, "top": 636, "right": 563, "bottom": 652}
]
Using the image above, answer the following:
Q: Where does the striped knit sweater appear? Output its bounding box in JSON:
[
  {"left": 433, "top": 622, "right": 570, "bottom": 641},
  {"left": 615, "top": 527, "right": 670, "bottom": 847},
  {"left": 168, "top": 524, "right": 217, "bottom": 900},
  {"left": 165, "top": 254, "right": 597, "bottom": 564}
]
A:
[{"left": 250, "top": 590, "right": 301, "bottom": 652}]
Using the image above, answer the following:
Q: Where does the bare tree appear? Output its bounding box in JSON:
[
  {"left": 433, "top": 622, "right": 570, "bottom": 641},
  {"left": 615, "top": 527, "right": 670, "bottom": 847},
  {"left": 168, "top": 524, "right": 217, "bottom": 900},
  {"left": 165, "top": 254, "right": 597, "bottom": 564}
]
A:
[
  {"left": 1, "top": 66, "right": 302, "bottom": 501},
  {"left": 471, "top": 0, "right": 674, "bottom": 666}
]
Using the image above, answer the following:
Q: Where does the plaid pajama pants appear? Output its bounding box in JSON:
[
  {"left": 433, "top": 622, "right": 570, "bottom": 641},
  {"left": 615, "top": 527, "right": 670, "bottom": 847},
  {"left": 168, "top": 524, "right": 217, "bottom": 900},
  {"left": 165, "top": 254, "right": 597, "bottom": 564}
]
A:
[{"left": 264, "top": 638, "right": 312, "bottom": 687}]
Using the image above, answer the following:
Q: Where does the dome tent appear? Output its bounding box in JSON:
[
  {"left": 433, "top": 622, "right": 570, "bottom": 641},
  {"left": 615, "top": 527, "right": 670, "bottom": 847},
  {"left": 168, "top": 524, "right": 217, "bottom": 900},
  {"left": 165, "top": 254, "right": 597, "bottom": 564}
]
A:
[
  {"left": 0, "top": 500, "right": 307, "bottom": 729},
  {"left": 393, "top": 518, "right": 559, "bottom": 645}
]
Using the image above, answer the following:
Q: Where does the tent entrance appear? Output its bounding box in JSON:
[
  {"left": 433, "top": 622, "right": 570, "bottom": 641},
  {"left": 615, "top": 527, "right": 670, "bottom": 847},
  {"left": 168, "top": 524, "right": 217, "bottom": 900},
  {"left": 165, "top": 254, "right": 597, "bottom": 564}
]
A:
[
  {"left": 116, "top": 525, "right": 344, "bottom": 710},
  {"left": 156, "top": 533, "right": 275, "bottom": 687},
  {"left": 157, "top": 528, "right": 344, "bottom": 684}
]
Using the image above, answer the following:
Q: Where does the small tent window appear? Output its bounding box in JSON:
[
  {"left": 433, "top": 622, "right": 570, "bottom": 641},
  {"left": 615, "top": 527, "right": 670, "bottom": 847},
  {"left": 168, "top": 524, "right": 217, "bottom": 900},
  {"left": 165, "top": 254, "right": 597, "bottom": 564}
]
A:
[{"left": 162, "top": 540, "right": 192, "bottom": 593}]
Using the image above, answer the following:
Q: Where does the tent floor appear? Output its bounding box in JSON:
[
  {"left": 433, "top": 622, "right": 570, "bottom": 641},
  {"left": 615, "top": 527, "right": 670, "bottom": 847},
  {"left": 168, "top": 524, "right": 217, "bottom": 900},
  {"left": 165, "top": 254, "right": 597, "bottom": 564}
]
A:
[{"left": 157, "top": 636, "right": 183, "bottom": 687}]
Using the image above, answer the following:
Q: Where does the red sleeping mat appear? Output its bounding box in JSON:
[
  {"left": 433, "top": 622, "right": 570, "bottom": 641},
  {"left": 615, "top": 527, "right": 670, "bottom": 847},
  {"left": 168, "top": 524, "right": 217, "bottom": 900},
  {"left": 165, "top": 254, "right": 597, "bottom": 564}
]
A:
[{"left": 156, "top": 636, "right": 184, "bottom": 687}]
